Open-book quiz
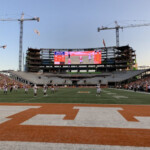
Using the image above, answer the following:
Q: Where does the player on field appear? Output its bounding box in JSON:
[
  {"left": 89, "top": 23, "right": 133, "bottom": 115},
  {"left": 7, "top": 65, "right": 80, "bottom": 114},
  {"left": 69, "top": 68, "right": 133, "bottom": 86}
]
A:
[
  {"left": 51, "top": 85, "right": 55, "bottom": 94},
  {"left": 10, "top": 85, "right": 13, "bottom": 93},
  {"left": 43, "top": 84, "right": 48, "bottom": 96},
  {"left": 13, "top": 84, "right": 18, "bottom": 92},
  {"left": 3, "top": 84, "right": 8, "bottom": 94},
  {"left": 55, "top": 84, "right": 58, "bottom": 92},
  {"left": 24, "top": 85, "right": 29, "bottom": 94},
  {"left": 33, "top": 84, "right": 38, "bottom": 97},
  {"left": 96, "top": 84, "right": 101, "bottom": 96}
]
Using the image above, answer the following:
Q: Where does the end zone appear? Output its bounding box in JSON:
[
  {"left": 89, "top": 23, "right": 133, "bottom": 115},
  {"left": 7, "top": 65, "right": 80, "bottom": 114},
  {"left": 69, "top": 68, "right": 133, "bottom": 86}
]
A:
[{"left": 0, "top": 103, "right": 150, "bottom": 149}]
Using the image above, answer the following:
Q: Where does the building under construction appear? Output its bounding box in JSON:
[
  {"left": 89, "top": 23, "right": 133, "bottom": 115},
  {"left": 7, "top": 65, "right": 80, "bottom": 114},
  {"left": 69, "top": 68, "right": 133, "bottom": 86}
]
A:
[{"left": 26, "top": 45, "right": 136, "bottom": 73}]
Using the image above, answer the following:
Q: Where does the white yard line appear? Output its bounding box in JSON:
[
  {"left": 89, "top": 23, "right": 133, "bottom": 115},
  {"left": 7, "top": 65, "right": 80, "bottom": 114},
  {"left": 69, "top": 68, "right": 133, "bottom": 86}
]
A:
[
  {"left": 0, "top": 141, "right": 149, "bottom": 150},
  {"left": 19, "top": 96, "right": 46, "bottom": 102},
  {"left": 110, "top": 88, "right": 150, "bottom": 95},
  {"left": 113, "top": 95, "right": 128, "bottom": 99},
  {"left": 103, "top": 89, "right": 128, "bottom": 99}
]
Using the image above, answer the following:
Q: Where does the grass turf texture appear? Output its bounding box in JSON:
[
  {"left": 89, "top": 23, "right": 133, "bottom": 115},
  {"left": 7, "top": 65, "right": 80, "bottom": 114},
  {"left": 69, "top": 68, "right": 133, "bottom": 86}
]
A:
[{"left": 0, "top": 88, "right": 149, "bottom": 104}]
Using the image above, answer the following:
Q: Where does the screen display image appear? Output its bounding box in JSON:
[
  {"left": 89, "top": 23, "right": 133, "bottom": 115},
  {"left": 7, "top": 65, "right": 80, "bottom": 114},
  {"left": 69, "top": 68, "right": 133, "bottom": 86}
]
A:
[
  {"left": 54, "top": 51, "right": 101, "bottom": 65},
  {"left": 54, "top": 52, "right": 65, "bottom": 65}
]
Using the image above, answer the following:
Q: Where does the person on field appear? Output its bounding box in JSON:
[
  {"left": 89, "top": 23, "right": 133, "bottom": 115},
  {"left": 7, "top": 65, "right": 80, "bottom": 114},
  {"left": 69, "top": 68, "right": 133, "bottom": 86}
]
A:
[
  {"left": 10, "top": 85, "right": 13, "bottom": 93},
  {"left": 96, "top": 84, "right": 101, "bottom": 96},
  {"left": 33, "top": 84, "right": 38, "bottom": 97},
  {"left": 148, "top": 85, "right": 150, "bottom": 92},
  {"left": 43, "top": 84, "right": 48, "bottom": 96},
  {"left": 3, "top": 84, "right": 8, "bottom": 94},
  {"left": 51, "top": 85, "right": 55, "bottom": 94},
  {"left": 13, "top": 84, "right": 18, "bottom": 92},
  {"left": 133, "top": 84, "right": 137, "bottom": 92},
  {"left": 24, "top": 85, "right": 29, "bottom": 94},
  {"left": 55, "top": 84, "right": 58, "bottom": 92}
]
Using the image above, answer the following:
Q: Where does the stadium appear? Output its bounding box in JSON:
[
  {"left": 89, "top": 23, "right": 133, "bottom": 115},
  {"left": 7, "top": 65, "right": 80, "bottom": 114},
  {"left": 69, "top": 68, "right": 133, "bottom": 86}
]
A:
[
  {"left": 0, "top": 43, "right": 150, "bottom": 149},
  {"left": 6, "top": 45, "right": 147, "bottom": 87},
  {"left": 0, "top": 1, "right": 150, "bottom": 149}
]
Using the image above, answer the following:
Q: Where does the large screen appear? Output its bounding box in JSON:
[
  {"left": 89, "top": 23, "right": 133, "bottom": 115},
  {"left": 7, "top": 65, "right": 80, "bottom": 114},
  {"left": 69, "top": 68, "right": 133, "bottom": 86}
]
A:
[{"left": 54, "top": 50, "right": 101, "bottom": 65}]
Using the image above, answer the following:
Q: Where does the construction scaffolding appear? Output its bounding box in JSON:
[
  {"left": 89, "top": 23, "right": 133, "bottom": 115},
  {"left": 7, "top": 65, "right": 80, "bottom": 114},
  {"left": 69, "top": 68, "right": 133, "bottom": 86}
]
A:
[{"left": 26, "top": 45, "right": 136, "bottom": 73}]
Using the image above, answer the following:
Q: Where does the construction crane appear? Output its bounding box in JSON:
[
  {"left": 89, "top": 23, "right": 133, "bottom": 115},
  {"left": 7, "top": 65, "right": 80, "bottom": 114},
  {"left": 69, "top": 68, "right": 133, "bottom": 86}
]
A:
[
  {"left": 97, "top": 21, "right": 150, "bottom": 47},
  {"left": 0, "top": 13, "right": 40, "bottom": 71}
]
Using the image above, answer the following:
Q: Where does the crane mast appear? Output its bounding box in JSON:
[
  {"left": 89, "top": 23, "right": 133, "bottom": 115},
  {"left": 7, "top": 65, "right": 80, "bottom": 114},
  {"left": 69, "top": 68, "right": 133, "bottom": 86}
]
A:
[
  {"left": 97, "top": 21, "right": 150, "bottom": 47},
  {"left": 116, "top": 27, "right": 119, "bottom": 47},
  {"left": 0, "top": 13, "right": 40, "bottom": 71},
  {"left": 19, "top": 19, "right": 23, "bottom": 71}
]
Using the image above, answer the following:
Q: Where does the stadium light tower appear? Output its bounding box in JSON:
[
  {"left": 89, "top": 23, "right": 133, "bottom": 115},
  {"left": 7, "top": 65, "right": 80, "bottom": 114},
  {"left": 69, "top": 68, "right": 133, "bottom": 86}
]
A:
[{"left": 0, "top": 13, "right": 40, "bottom": 71}]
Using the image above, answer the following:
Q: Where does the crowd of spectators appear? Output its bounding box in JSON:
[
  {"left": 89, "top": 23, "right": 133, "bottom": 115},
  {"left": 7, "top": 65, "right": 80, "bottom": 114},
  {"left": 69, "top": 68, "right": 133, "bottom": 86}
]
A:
[
  {"left": 123, "top": 76, "right": 150, "bottom": 92},
  {"left": 0, "top": 73, "right": 27, "bottom": 91}
]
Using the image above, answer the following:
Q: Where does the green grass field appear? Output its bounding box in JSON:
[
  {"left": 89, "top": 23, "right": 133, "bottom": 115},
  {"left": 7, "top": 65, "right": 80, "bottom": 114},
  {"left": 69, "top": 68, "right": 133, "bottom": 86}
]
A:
[{"left": 0, "top": 88, "right": 150, "bottom": 104}]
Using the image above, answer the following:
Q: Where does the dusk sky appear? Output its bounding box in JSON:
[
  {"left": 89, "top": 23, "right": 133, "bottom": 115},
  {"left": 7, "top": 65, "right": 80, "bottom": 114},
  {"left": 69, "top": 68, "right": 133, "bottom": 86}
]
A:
[{"left": 0, "top": 0, "right": 150, "bottom": 70}]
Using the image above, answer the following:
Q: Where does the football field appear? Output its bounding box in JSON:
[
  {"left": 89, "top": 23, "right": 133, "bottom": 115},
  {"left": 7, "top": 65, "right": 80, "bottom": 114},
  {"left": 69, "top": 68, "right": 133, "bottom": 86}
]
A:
[
  {"left": 0, "top": 88, "right": 150, "bottom": 150},
  {"left": 0, "top": 87, "right": 150, "bottom": 104}
]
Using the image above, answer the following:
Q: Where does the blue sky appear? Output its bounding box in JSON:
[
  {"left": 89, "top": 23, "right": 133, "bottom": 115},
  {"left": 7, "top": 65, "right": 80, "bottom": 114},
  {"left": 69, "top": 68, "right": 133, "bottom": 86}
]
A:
[{"left": 0, "top": 0, "right": 150, "bottom": 70}]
